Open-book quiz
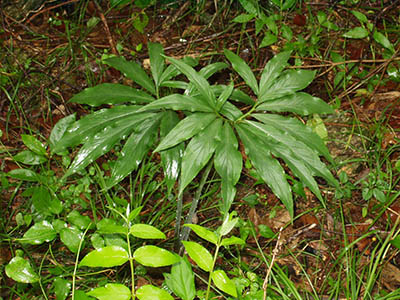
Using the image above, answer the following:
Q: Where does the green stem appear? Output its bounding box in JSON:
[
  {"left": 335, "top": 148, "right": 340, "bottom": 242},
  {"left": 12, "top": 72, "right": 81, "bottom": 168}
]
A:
[
  {"left": 205, "top": 242, "right": 221, "bottom": 300},
  {"left": 236, "top": 104, "right": 257, "bottom": 123},
  {"left": 126, "top": 232, "right": 136, "bottom": 299},
  {"left": 72, "top": 225, "right": 91, "bottom": 300}
]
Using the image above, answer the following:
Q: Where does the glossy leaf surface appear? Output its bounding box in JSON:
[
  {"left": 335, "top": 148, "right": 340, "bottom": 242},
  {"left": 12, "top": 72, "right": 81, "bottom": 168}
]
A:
[
  {"left": 211, "top": 270, "right": 237, "bottom": 297},
  {"left": 20, "top": 221, "right": 57, "bottom": 245},
  {"left": 104, "top": 56, "right": 156, "bottom": 95},
  {"left": 13, "top": 150, "right": 47, "bottom": 165},
  {"left": 96, "top": 218, "right": 127, "bottom": 235},
  {"left": 139, "top": 94, "right": 213, "bottom": 113},
  {"left": 21, "top": 134, "right": 47, "bottom": 156},
  {"left": 136, "top": 285, "right": 174, "bottom": 300},
  {"left": 179, "top": 118, "right": 222, "bottom": 194},
  {"left": 164, "top": 257, "right": 196, "bottom": 300},
  {"left": 182, "top": 241, "right": 213, "bottom": 272},
  {"left": 7, "top": 168, "right": 40, "bottom": 182},
  {"left": 221, "top": 236, "right": 245, "bottom": 247},
  {"left": 49, "top": 114, "right": 76, "bottom": 150},
  {"left": 133, "top": 245, "right": 179, "bottom": 267},
  {"left": 155, "top": 113, "right": 216, "bottom": 152},
  {"left": 148, "top": 42, "right": 165, "bottom": 87},
  {"left": 6, "top": 257, "right": 39, "bottom": 283},
  {"left": 79, "top": 246, "right": 129, "bottom": 267},
  {"left": 259, "top": 51, "right": 291, "bottom": 96},
  {"left": 87, "top": 283, "right": 131, "bottom": 300},
  {"left": 224, "top": 49, "right": 258, "bottom": 95},
  {"left": 53, "top": 277, "right": 71, "bottom": 300},
  {"left": 60, "top": 226, "right": 83, "bottom": 253},
  {"left": 183, "top": 224, "right": 218, "bottom": 245},
  {"left": 256, "top": 92, "right": 333, "bottom": 115},
  {"left": 70, "top": 83, "right": 154, "bottom": 106},
  {"left": 129, "top": 224, "right": 166, "bottom": 239}
]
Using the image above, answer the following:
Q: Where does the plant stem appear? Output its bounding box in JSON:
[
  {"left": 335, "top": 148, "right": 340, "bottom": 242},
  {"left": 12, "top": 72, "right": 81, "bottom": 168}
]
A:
[
  {"left": 205, "top": 242, "right": 220, "bottom": 300},
  {"left": 126, "top": 232, "right": 136, "bottom": 299}
]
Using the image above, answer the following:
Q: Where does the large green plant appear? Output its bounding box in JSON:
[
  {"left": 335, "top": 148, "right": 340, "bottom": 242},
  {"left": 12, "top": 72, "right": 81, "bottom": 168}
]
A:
[{"left": 52, "top": 44, "right": 337, "bottom": 221}]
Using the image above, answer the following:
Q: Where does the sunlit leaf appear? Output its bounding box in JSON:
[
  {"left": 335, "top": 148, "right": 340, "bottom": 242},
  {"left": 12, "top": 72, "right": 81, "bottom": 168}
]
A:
[
  {"left": 5, "top": 257, "right": 39, "bottom": 283},
  {"left": 49, "top": 113, "right": 76, "bottom": 151},
  {"left": 13, "top": 150, "right": 47, "bottom": 165},
  {"left": 129, "top": 224, "right": 166, "bottom": 239},
  {"left": 183, "top": 224, "right": 218, "bottom": 245},
  {"left": 134, "top": 246, "right": 179, "bottom": 267},
  {"left": 96, "top": 218, "right": 127, "bottom": 235},
  {"left": 164, "top": 257, "right": 196, "bottom": 300},
  {"left": 60, "top": 226, "right": 83, "bottom": 253},
  {"left": 136, "top": 285, "right": 174, "bottom": 300},
  {"left": 79, "top": 246, "right": 129, "bottom": 267},
  {"left": 221, "top": 236, "right": 245, "bottom": 247},
  {"left": 87, "top": 283, "right": 131, "bottom": 300},
  {"left": 211, "top": 270, "right": 237, "bottom": 297},
  {"left": 182, "top": 241, "right": 213, "bottom": 272}
]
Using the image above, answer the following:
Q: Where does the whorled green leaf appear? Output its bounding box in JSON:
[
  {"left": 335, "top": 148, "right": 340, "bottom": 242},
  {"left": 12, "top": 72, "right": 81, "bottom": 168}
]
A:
[
  {"left": 64, "top": 112, "right": 155, "bottom": 178},
  {"left": 211, "top": 85, "right": 255, "bottom": 105},
  {"left": 49, "top": 113, "right": 76, "bottom": 151},
  {"left": 343, "top": 27, "right": 368, "bottom": 39},
  {"left": 179, "top": 118, "right": 222, "bottom": 194},
  {"left": 256, "top": 92, "right": 334, "bottom": 115},
  {"left": 211, "top": 270, "right": 237, "bottom": 297},
  {"left": 21, "top": 134, "right": 47, "bottom": 157},
  {"left": 32, "top": 186, "right": 62, "bottom": 216},
  {"left": 96, "top": 218, "right": 128, "bottom": 235},
  {"left": 7, "top": 168, "right": 40, "bottom": 182},
  {"left": 104, "top": 56, "right": 156, "bottom": 95},
  {"left": 129, "top": 224, "right": 166, "bottom": 239},
  {"left": 60, "top": 226, "right": 83, "bottom": 253},
  {"left": 183, "top": 224, "right": 218, "bottom": 245},
  {"left": 155, "top": 113, "right": 216, "bottom": 152},
  {"left": 79, "top": 246, "right": 129, "bottom": 267},
  {"left": 69, "top": 83, "right": 154, "bottom": 106},
  {"left": 198, "top": 62, "right": 228, "bottom": 79},
  {"left": 13, "top": 150, "right": 47, "bottom": 165},
  {"left": 236, "top": 124, "right": 293, "bottom": 217},
  {"left": 148, "top": 42, "right": 165, "bottom": 88},
  {"left": 221, "top": 236, "right": 245, "bottom": 247},
  {"left": 133, "top": 246, "right": 179, "bottom": 267},
  {"left": 245, "top": 120, "right": 337, "bottom": 187},
  {"left": 259, "top": 51, "right": 291, "bottom": 96},
  {"left": 253, "top": 113, "right": 332, "bottom": 162},
  {"left": 216, "top": 82, "right": 234, "bottom": 112},
  {"left": 164, "top": 257, "right": 196, "bottom": 300},
  {"left": 182, "top": 241, "right": 213, "bottom": 272},
  {"left": 224, "top": 49, "right": 259, "bottom": 95},
  {"left": 214, "top": 122, "right": 242, "bottom": 214},
  {"left": 5, "top": 257, "right": 39, "bottom": 283},
  {"left": 52, "top": 106, "right": 141, "bottom": 153},
  {"left": 159, "top": 56, "right": 198, "bottom": 84},
  {"left": 138, "top": 94, "right": 213, "bottom": 113},
  {"left": 259, "top": 70, "right": 315, "bottom": 102},
  {"left": 105, "top": 116, "right": 160, "bottom": 188},
  {"left": 160, "top": 111, "right": 183, "bottom": 194},
  {"left": 136, "top": 285, "right": 174, "bottom": 300},
  {"left": 219, "top": 100, "right": 243, "bottom": 121},
  {"left": 20, "top": 221, "right": 57, "bottom": 245},
  {"left": 87, "top": 283, "right": 131, "bottom": 300},
  {"left": 53, "top": 277, "right": 71, "bottom": 300},
  {"left": 159, "top": 80, "right": 189, "bottom": 90},
  {"left": 164, "top": 55, "right": 216, "bottom": 108}
]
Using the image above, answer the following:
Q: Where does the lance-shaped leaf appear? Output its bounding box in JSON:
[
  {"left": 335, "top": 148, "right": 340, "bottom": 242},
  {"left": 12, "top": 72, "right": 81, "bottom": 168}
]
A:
[
  {"left": 216, "top": 82, "right": 234, "bottom": 112},
  {"left": 211, "top": 270, "right": 237, "bottom": 297},
  {"left": 148, "top": 42, "right": 165, "bottom": 88},
  {"left": 137, "top": 285, "right": 174, "bottom": 300},
  {"left": 259, "top": 51, "right": 291, "bottom": 96},
  {"left": 182, "top": 241, "right": 213, "bottom": 272},
  {"left": 256, "top": 92, "right": 334, "bottom": 115},
  {"left": 138, "top": 94, "right": 213, "bottom": 113},
  {"left": 104, "top": 56, "right": 156, "bottom": 95},
  {"left": 52, "top": 106, "right": 141, "bottom": 153},
  {"left": 214, "top": 123, "right": 242, "bottom": 214},
  {"left": 133, "top": 245, "right": 179, "bottom": 267},
  {"left": 87, "top": 283, "right": 131, "bottom": 300},
  {"left": 159, "top": 56, "right": 199, "bottom": 84},
  {"left": 105, "top": 116, "right": 160, "bottom": 188},
  {"left": 64, "top": 113, "right": 155, "bottom": 178},
  {"left": 183, "top": 224, "right": 218, "bottom": 245},
  {"left": 164, "top": 55, "right": 216, "bottom": 109},
  {"left": 69, "top": 83, "right": 154, "bottom": 106},
  {"left": 80, "top": 246, "right": 129, "bottom": 267},
  {"left": 155, "top": 113, "right": 216, "bottom": 152},
  {"left": 49, "top": 114, "right": 76, "bottom": 150},
  {"left": 130, "top": 224, "right": 166, "bottom": 239},
  {"left": 253, "top": 113, "right": 333, "bottom": 162},
  {"left": 259, "top": 70, "right": 315, "bottom": 102},
  {"left": 199, "top": 62, "right": 228, "bottom": 79},
  {"left": 236, "top": 124, "right": 293, "bottom": 217},
  {"left": 224, "top": 49, "right": 259, "bottom": 95},
  {"left": 219, "top": 101, "right": 243, "bottom": 121},
  {"left": 164, "top": 257, "right": 196, "bottom": 300},
  {"left": 160, "top": 111, "right": 183, "bottom": 194},
  {"left": 180, "top": 118, "right": 222, "bottom": 194},
  {"left": 211, "top": 85, "right": 255, "bottom": 105},
  {"left": 245, "top": 120, "right": 337, "bottom": 188}
]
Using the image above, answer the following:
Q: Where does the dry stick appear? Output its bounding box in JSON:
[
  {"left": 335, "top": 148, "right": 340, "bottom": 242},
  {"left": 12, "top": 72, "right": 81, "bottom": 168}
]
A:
[
  {"left": 263, "top": 227, "right": 284, "bottom": 300},
  {"left": 26, "top": 0, "right": 80, "bottom": 24},
  {"left": 93, "top": 0, "right": 118, "bottom": 56}
]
